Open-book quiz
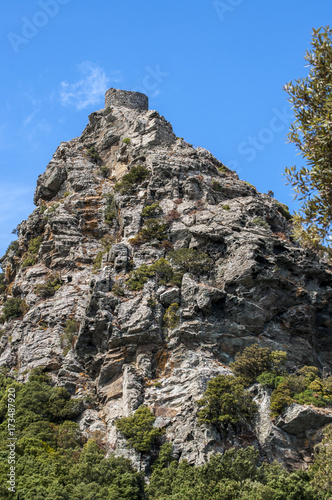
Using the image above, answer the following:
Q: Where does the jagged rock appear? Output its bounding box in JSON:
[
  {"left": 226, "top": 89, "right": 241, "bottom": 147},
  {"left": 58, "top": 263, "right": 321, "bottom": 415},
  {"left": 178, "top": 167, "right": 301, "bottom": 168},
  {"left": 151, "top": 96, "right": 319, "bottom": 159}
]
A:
[
  {"left": 159, "top": 287, "right": 180, "bottom": 306},
  {"left": 1, "top": 87, "right": 331, "bottom": 472},
  {"left": 276, "top": 403, "right": 332, "bottom": 435}
]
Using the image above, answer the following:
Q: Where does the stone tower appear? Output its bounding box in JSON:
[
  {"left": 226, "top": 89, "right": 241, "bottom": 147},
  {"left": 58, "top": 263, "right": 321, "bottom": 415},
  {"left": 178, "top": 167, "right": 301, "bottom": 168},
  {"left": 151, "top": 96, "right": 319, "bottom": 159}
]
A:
[{"left": 105, "top": 88, "right": 149, "bottom": 111}]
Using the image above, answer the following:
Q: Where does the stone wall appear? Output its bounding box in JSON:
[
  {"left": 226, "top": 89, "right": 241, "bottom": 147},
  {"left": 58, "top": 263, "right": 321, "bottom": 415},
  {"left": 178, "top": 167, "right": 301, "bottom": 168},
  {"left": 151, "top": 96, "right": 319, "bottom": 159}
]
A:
[{"left": 105, "top": 88, "right": 149, "bottom": 111}]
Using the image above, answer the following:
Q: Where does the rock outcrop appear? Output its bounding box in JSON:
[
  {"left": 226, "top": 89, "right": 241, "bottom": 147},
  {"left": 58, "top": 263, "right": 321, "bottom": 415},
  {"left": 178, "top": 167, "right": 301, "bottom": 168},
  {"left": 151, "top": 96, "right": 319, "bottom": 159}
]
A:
[{"left": 0, "top": 88, "right": 331, "bottom": 470}]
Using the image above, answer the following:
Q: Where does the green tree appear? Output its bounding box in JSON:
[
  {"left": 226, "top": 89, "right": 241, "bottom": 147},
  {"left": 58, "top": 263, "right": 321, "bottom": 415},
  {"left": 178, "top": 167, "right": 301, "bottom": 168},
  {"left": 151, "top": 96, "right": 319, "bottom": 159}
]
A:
[
  {"left": 2, "top": 297, "right": 26, "bottom": 320},
  {"left": 197, "top": 375, "right": 257, "bottom": 429},
  {"left": 168, "top": 248, "right": 212, "bottom": 275},
  {"left": 115, "top": 406, "right": 163, "bottom": 453},
  {"left": 229, "top": 344, "right": 286, "bottom": 385},
  {"left": 284, "top": 26, "right": 332, "bottom": 252}
]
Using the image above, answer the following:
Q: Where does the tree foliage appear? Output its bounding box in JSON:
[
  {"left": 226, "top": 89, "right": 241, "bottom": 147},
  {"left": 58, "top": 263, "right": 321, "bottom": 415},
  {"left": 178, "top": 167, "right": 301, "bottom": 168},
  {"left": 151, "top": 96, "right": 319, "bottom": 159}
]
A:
[
  {"left": 284, "top": 26, "right": 332, "bottom": 252},
  {"left": 147, "top": 445, "right": 318, "bottom": 500},
  {"left": 0, "top": 369, "right": 144, "bottom": 499},
  {"left": 196, "top": 375, "right": 257, "bottom": 429},
  {"left": 229, "top": 344, "right": 287, "bottom": 385},
  {"left": 115, "top": 406, "right": 163, "bottom": 453},
  {"left": 167, "top": 248, "right": 212, "bottom": 275}
]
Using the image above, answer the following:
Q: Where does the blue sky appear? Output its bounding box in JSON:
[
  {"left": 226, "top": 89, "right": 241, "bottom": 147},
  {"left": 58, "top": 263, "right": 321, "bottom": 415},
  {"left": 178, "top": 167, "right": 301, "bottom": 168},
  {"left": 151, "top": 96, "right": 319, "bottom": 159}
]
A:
[{"left": 0, "top": 0, "right": 331, "bottom": 257}]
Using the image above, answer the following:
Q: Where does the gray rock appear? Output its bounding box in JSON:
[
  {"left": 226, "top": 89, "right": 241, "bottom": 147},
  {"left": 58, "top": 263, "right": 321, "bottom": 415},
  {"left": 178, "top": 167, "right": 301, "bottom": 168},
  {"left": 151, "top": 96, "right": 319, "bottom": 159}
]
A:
[
  {"left": 159, "top": 287, "right": 180, "bottom": 306},
  {"left": 2, "top": 86, "right": 332, "bottom": 472},
  {"left": 276, "top": 404, "right": 332, "bottom": 435}
]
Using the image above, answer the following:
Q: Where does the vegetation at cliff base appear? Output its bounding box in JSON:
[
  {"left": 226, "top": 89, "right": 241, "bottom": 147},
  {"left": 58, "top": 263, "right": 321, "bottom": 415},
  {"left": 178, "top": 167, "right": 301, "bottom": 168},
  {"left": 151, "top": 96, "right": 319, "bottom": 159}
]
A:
[
  {"left": 147, "top": 445, "right": 319, "bottom": 500},
  {"left": 0, "top": 367, "right": 330, "bottom": 499},
  {"left": 0, "top": 368, "right": 144, "bottom": 499},
  {"left": 311, "top": 424, "right": 332, "bottom": 495}
]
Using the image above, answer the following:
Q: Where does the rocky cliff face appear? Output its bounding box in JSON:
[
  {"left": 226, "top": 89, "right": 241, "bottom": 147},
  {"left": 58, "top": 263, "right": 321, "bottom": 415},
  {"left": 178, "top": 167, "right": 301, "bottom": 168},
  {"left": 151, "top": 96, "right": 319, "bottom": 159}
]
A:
[{"left": 1, "top": 89, "right": 331, "bottom": 470}]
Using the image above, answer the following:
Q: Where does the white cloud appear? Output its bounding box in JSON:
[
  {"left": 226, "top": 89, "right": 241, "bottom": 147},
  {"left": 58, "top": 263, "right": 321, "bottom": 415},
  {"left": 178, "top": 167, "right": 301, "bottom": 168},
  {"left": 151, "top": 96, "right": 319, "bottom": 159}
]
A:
[{"left": 60, "top": 62, "right": 121, "bottom": 110}]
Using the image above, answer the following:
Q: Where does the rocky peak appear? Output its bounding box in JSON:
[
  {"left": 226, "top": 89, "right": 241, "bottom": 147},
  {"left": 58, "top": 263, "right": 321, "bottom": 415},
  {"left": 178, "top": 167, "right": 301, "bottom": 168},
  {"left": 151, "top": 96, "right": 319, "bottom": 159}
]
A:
[{"left": 0, "top": 88, "right": 331, "bottom": 470}]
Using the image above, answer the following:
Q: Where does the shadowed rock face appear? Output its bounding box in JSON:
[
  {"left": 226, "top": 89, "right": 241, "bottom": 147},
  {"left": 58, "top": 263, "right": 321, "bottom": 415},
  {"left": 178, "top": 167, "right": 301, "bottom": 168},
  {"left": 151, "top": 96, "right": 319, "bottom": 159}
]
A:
[{"left": 1, "top": 88, "right": 331, "bottom": 470}]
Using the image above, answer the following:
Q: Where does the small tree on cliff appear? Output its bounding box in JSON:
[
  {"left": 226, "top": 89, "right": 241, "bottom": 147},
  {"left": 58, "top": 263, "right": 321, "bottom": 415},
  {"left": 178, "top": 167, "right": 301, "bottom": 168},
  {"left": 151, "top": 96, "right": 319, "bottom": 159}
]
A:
[{"left": 284, "top": 26, "right": 332, "bottom": 254}]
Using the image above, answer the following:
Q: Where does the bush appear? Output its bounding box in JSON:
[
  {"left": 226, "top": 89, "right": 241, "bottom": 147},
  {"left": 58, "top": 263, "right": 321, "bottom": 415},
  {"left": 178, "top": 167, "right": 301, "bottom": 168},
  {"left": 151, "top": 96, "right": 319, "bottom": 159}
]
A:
[
  {"left": 141, "top": 202, "right": 162, "bottom": 219},
  {"left": 63, "top": 319, "right": 78, "bottom": 338},
  {"left": 211, "top": 180, "right": 223, "bottom": 192},
  {"left": 222, "top": 204, "right": 230, "bottom": 210},
  {"left": 170, "top": 272, "right": 184, "bottom": 287},
  {"left": 147, "top": 296, "right": 157, "bottom": 308},
  {"left": 104, "top": 193, "right": 117, "bottom": 225},
  {"left": 267, "top": 365, "right": 332, "bottom": 417},
  {"left": 28, "top": 236, "right": 42, "bottom": 255},
  {"left": 197, "top": 375, "right": 257, "bottom": 429},
  {"left": 311, "top": 424, "right": 332, "bottom": 495},
  {"left": 60, "top": 319, "right": 78, "bottom": 355},
  {"left": 122, "top": 137, "right": 131, "bottom": 144},
  {"left": 86, "top": 146, "right": 101, "bottom": 162},
  {"left": 127, "top": 264, "right": 154, "bottom": 291},
  {"left": 257, "top": 371, "right": 285, "bottom": 389},
  {"left": 111, "top": 283, "right": 125, "bottom": 296},
  {"left": 2, "top": 297, "right": 26, "bottom": 321},
  {"left": 147, "top": 446, "right": 317, "bottom": 500},
  {"left": 47, "top": 202, "right": 59, "bottom": 213},
  {"left": 229, "top": 344, "right": 278, "bottom": 385},
  {"left": 150, "top": 258, "right": 173, "bottom": 285},
  {"left": 252, "top": 216, "right": 270, "bottom": 229},
  {"left": 230, "top": 344, "right": 286, "bottom": 386},
  {"left": 163, "top": 303, "right": 179, "bottom": 329},
  {"left": 0, "top": 273, "right": 5, "bottom": 294},
  {"left": 166, "top": 209, "right": 181, "bottom": 223},
  {"left": 35, "top": 275, "right": 63, "bottom": 298},
  {"left": 244, "top": 181, "right": 256, "bottom": 189},
  {"left": 21, "top": 254, "right": 36, "bottom": 268},
  {"left": 276, "top": 202, "right": 292, "bottom": 221},
  {"left": 270, "top": 380, "right": 294, "bottom": 417},
  {"left": 129, "top": 219, "right": 169, "bottom": 246},
  {"left": 115, "top": 406, "right": 163, "bottom": 453},
  {"left": 100, "top": 165, "right": 110, "bottom": 178},
  {"left": 168, "top": 248, "right": 212, "bottom": 275},
  {"left": 126, "top": 259, "right": 174, "bottom": 291},
  {"left": 114, "top": 165, "right": 150, "bottom": 195},
  {"left": 93, "top": 249, "right": 108, "bottom": 270}
]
